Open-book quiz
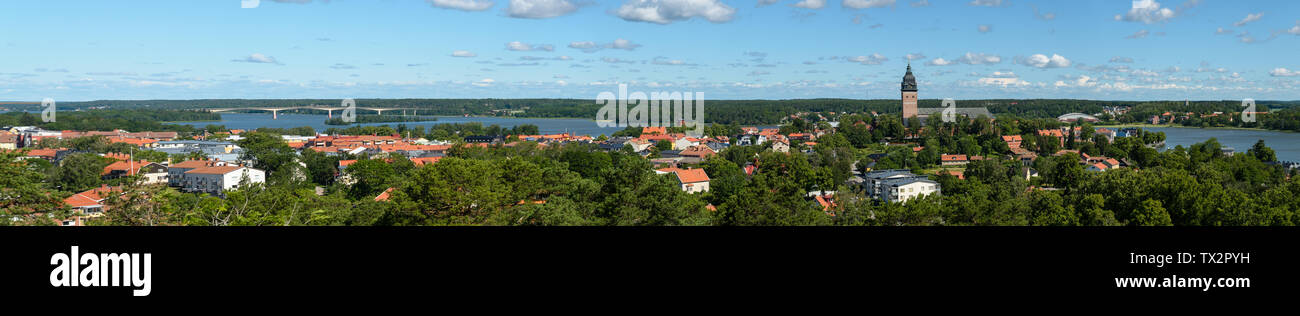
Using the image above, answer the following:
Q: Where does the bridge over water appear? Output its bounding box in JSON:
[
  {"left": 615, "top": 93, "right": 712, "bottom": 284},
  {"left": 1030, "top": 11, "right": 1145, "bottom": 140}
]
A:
[{"left": 198, "top": 106, "right": 421, "bottom": 119}]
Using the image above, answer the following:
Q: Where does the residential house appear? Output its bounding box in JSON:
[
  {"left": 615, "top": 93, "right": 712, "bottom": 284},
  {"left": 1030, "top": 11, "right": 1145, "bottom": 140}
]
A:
[
  {"left": 62, "top": 184, "right": 123, "bottom": 219},
  {"left": 940, "top": 154, "right": 969, "bottom": 166},
  {"left": 102, "top": 160, "right": 168, "bottom": 184},
  {"left": 167, "top": 159, "right": 226, "bottom": 187},
  {"left": 771, "top": 140, "right": 790, "bottom": 153},
  {"left": 656, "top": 167, "right": 711, "bottom": 194}
]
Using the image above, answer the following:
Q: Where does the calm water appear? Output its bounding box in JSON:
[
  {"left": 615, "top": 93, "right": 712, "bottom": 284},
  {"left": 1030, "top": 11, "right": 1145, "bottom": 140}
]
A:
[
  {"left": 168, "top": 113, "right": 627, "bottom": 137},
  {"left": 1145, "top": 127, "right": 1300, "bottom": 162},
  {"left": 167, "top": 112, "right": 778, "bottom": 138}
]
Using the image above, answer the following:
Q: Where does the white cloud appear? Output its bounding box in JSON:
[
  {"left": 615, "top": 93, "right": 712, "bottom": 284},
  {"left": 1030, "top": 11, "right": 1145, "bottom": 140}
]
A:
[
  {"left": 1114, "top": 0, "right": 1175, "bottom": 24},
  {"left": 846, "top": 53, "right": 888, "bottom": 65},
  {"left": 507, "top": 0, "right": 579, "bottom": 19},
  {"left": 978, "top": 24, "right": 992, "bottom": 33},
  {"left": 1233, "top": 13, "right": 1263, "bottom": 27},
  {"left": 968, "top": 0, "right": 1006, "bottom": 7},
  {"left": 609, "top": 38, "right": 641, "bottom": 50},
  {"left": 231, "top": 53, "right": 281, "bottom": 64},
  {"left": 911, "top": 0, "right": 930, "bottom": 7},
  {"left": 1125, "top": 29, "right": 1150, "bottom": 39},
  {"left": 955, "top": 52, "right": 1001, "bottom": 65},
  {"left": 427, "top": 0, "right": 494, "bottom": 11},
  {"left": 926, "top": 57, "right": 952, "bottom": 66},
  {"left": 1270, "top": 68, "right": 1300, "bottom": 77},
  {"left": 651, "top": 57, "right": 696, "bottom": 66},
  {"left": 1018, "top": 54, "right": 1071, "bottom": 68},
  {"left": 506, "top": 41, "right": 554, "bottom": 51},
  {"left": 568, "top": 39, "right": 641, "bottom": 53},
  {"left": 601, "top": 57, "right": 636, "bottom": 64},
  {"left": 568, "top": 41, "right": 598, "bottom": 52},
  {"left": 1215, "top": 27, "right": 1233, "bottom": 35},
  {"left": 842, "top": 0, "right": 895, "bottom": 9},
  {"left": 1287, "top": 21, "right": 1300, "bottom": 35},
  {"left": 472, "top": 78, "right": 496, "bottom": 87},
  {"left": 793, "top": 0, "right": 826, "bottom": 9},
  {"left": 905, "top": 53, "right": 926, "bottom": 61},
  {"left": 451, "top": 50, "right": 477, "bottom": 57},
  {"left": 1109, "top": 56, "right": 1134, "bottom": 63},
  {"left": 615, "top": 0, "right": 736, "bottom": 24}
]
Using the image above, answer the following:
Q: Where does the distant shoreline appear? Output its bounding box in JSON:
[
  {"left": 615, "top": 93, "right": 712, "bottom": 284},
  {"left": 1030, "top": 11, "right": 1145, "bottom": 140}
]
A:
[{"left": 1095, "top": 123, "right": 1297, "bottom": 133}]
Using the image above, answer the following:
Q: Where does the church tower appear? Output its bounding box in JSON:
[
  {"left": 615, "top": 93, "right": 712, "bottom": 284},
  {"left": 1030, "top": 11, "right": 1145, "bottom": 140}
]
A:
[{"left": 901, "top": 63, "right": 918, "bottom": 120}]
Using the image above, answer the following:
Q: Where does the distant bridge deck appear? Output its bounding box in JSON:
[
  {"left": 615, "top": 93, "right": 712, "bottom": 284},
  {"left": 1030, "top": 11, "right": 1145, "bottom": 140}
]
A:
[{"left": 196, "top": 106, "right": 423, "bottom": 119}]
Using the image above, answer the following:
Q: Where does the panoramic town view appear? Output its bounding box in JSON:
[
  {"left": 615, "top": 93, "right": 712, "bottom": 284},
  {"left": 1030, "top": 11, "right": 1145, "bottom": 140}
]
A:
[{"left": 3, "top": 0, "right": 1299, "bottom": 227}]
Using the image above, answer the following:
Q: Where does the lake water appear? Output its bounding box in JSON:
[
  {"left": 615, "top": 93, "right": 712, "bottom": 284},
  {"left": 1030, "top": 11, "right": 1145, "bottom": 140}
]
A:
[
  {"left": 168, "top": 113, "right": 778, "bottom": 138},
  {"left": 1144, "top": 127, "right": 1300, "bottom": 162}
]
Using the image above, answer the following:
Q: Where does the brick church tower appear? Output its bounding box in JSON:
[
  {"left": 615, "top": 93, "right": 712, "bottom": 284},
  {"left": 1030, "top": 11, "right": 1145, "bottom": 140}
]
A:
[{"left": 901, "top": 63, "right": 918, "bottom": 121}]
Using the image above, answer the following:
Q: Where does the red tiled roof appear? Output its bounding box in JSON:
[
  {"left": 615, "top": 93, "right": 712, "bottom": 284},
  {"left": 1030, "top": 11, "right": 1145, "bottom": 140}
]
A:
[
  {"left": 657, "top": 167, "right": 710, "bottom": 183},
  {"left": 941, "top": 154, "right": 968, "bottom": 162},
  {"left": 102, "top": 160, "right": 157, "bottom": 176},
  {"left": 411, "top": 157, "right": 443, "bottom": 166},
  {"left": 374, "top": 187, "right": 396, "bottom": 202},
  {"left": 641, "top": 127, "right": 667, "bottom": 135},
  {"left": 170, "top": 160, "right": 217, "bottom": 169},
  {"left": 185, "top": 166, "right": 243, "bottom": 175}
]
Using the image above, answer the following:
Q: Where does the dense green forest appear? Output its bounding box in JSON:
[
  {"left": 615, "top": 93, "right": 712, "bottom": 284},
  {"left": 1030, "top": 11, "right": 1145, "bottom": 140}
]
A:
[{"left": 0, "top": 110, "right": 219, "bottom": 133}]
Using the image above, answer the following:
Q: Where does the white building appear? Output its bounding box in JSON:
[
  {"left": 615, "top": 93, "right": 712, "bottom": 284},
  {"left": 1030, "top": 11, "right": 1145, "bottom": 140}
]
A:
[
  {"left": 181, "top": 166, "right": 266, "bottom": 195},
  {"left": 863, "top": 169, "right": 941, "bottom": 203}
]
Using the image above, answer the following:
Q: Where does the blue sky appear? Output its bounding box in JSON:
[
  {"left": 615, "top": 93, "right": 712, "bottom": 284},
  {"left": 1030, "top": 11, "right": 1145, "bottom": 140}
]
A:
[{"left": 1, "top": 0, "right": 1298, "bottom": 101}]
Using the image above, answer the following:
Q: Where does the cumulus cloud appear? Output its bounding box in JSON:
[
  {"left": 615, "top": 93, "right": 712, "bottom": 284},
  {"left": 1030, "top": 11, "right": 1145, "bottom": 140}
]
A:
[
  {"left": 451, "top": 50, "right": 478, "bottom": 57},
  {"left": 615, "top": 0, "right": 736, "bottom": 24},
  {"left": 792, "top": 0, "right": 826, "bottom": 9},
  {"left": 1114, "top": 0, "right": 1197, "bottom": 24},
  {"left": 1215, "top": 27, "right": 1233, "bottom": 35},
  {"left": 905, "top": 53, "right": 926, "bottom": 61},
  {"left": 956, "top": 52, "right": 1001, "bottom": 65},
  {"left": 1017, "top": 54, "right": 1071, "bottom": 68},
  {"left": 506, "top": 41, "right": 554, "bottom": 51},
  {"left": 427, "top": 0, "right": 494, "bottom": 11},
  {"left": 926, "top": 58, "right": 952, "bottom": 66},
  {"left": 1233, "top": 13, "right": 1263, "bottom": 27},
  {"left": 231, "top": 53, "right": 281, "bottom": 64},
  {"left": 507, "top": 0, "right": 579, "bottom": 19},
  {"left": 1270, "top": 68, "right": 1300, "bottom": 77},
  {"left": 472, "top": 78, "right": 496, "bottom": 87},
  {"left": 842, "top": 0, "right": 895, "bottom": 9}
]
